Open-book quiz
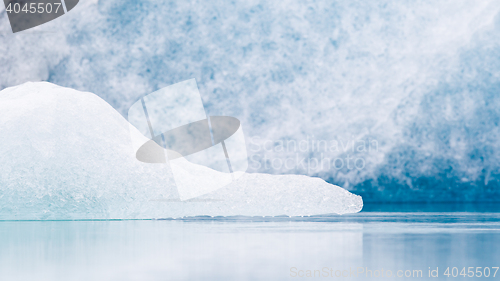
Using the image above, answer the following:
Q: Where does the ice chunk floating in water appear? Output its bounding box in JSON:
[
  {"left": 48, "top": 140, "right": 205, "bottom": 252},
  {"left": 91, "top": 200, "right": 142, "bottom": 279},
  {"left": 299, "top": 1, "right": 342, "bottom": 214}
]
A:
[{"left": 0, "top": 82, "right": 362, "bottom": 220}]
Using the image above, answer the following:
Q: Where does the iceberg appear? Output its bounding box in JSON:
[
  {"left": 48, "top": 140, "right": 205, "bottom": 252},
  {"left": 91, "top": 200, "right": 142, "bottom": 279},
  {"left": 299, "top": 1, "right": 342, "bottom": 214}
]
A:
[{"left": 0, "top": 82, "right": 362, "bottom": 220}]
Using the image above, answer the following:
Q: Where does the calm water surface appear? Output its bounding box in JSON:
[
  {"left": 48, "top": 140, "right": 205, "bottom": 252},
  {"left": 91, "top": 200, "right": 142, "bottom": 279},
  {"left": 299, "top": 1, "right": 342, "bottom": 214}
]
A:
[{"left": 0, "top": 210, "right": 499, "bottom": 280}]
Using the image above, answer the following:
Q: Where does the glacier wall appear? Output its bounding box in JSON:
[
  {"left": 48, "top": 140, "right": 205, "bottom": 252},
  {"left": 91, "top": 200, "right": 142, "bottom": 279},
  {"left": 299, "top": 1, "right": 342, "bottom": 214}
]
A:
[{"left": 1, "top": 0, "right": 500, "bottom": 201}]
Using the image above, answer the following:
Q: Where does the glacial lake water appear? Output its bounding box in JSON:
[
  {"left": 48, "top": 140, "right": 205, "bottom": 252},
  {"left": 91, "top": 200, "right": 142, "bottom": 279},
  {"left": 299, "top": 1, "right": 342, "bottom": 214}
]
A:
[{"left": 1, "top": 204, "right": 499, "bottom": 280}]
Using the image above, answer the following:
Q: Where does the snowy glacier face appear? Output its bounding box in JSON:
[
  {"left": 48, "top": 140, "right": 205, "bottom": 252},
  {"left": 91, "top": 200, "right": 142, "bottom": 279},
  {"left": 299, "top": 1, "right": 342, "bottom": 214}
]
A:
[
  {"left": 1, "top": 1, "right": 500, "bottom": 201},
  {"left": 0, "top": 82, "right": 362, "bottom": 220}
]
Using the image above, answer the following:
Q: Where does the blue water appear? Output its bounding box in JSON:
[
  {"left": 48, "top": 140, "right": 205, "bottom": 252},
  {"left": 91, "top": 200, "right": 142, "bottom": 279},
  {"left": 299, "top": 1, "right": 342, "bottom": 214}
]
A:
[{"left": 1, "top": 209, "right": 499, "bottom": 280}]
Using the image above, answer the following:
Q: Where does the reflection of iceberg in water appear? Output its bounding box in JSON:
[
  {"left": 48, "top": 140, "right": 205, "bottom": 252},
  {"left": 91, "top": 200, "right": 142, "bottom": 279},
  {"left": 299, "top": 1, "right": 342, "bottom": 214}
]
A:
[
  {"left": 0, "top": 221, "right": 363, "bottom": 280},
  {"left": 0, "top": 82, "right": 362, "bottom": 220}
]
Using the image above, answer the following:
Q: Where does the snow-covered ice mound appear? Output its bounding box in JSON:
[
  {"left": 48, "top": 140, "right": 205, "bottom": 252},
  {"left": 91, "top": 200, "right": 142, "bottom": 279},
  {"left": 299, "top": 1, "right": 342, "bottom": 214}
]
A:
[{"left": 0, "top": 82, "right": 362, "bottom": 220}]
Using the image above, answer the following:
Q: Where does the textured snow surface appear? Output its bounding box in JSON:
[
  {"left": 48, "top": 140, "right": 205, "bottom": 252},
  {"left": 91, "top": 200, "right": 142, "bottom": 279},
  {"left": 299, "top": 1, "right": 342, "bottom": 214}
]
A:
[
  {"left": 1, "top": 1, "right": 500, "bottom": 201},
  {"left": 0, "top": 82, "right": 362, "bottom": 220}
]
